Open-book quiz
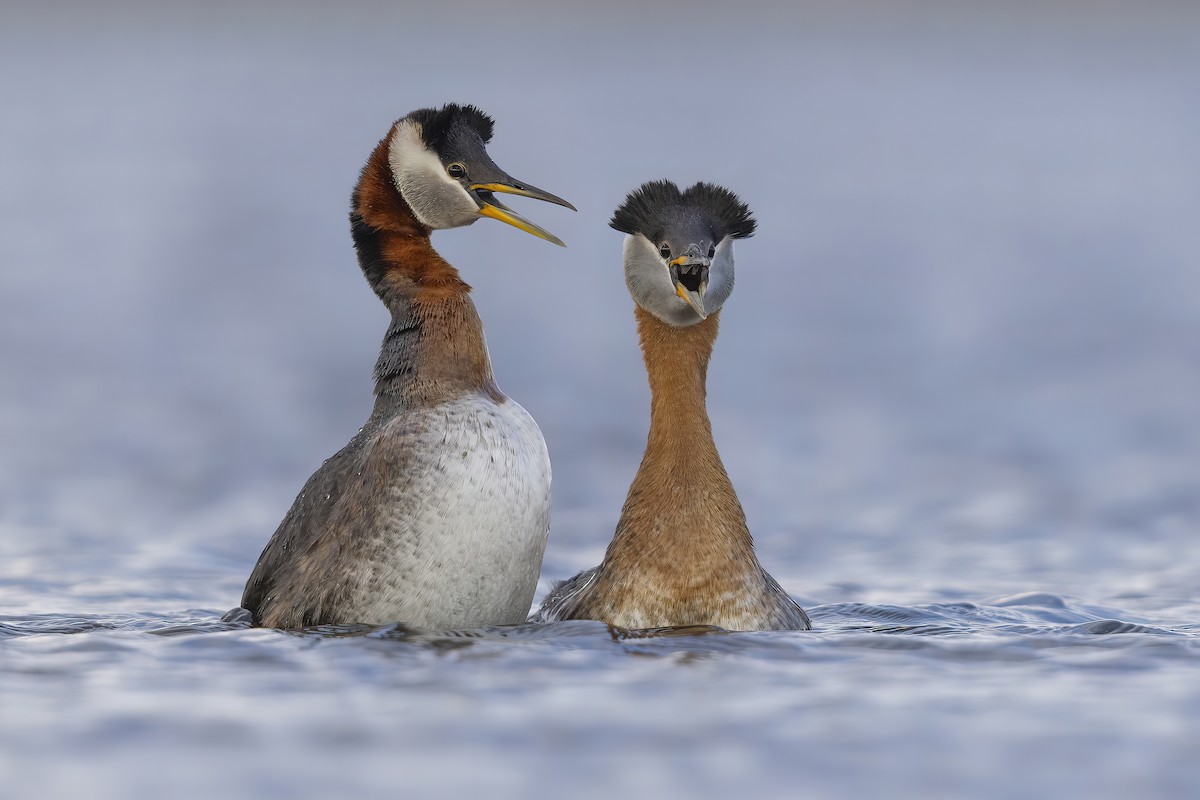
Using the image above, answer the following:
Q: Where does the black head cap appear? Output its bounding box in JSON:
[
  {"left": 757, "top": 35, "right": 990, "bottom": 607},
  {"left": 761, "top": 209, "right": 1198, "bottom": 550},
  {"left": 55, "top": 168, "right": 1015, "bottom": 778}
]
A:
[
  {"left": 405, "top": 103, "right": 495, "bottom": 155},
  {"left": 610, "top": 180, "right": 756, "bottom": 243}
]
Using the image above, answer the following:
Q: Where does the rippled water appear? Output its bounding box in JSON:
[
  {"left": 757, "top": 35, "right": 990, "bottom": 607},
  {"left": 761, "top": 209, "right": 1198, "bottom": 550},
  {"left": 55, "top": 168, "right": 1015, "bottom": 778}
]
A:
[
  {"left": 3, "top": 596, "right": 1198, "bottom": 799},
  {"left": 3, "top": 2, "right": 1199, "bottom": 798}
]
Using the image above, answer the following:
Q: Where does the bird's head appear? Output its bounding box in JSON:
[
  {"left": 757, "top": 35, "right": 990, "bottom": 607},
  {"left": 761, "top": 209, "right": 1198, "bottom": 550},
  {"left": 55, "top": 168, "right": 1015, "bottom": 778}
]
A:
[
  {"left": 611, "top": 180, "right": 756, "bottom": 325},
  {"left": 386, "top": 103, "right": 575, "bottom": 245}
]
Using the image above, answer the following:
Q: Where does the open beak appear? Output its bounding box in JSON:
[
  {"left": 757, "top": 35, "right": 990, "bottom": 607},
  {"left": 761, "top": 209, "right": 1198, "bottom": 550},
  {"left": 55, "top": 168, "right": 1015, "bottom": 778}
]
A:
[
  {"left": 668, "top": 255, "right": 711, "bottom": 319},
  {"left": 470, "top": 180, "right": 576, "bottom": 247}
]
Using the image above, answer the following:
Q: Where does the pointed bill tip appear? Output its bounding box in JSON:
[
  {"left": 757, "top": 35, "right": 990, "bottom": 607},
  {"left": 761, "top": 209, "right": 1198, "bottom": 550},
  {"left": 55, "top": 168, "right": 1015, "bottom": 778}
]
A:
[
  {"left": 470, "top": 181, "right": 576, "bottom": 212},
  {"left": 674, "top": 282, "right": 708, "bottom": 319}
]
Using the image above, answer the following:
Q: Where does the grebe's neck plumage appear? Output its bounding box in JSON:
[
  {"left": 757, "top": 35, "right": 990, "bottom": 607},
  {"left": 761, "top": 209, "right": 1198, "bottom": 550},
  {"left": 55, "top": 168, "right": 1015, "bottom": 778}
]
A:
[
  {"left": 588, "top": 307, "right": 767, "bottom": 624},
  {"left": 603, "top": 307, "right": 757, "bottom": 573},
  {"left": 350, "top": 133, "right": 499, "bottom": 411},
  {"left": 533, "top": 302, "right": 810, "bottom": 630}
]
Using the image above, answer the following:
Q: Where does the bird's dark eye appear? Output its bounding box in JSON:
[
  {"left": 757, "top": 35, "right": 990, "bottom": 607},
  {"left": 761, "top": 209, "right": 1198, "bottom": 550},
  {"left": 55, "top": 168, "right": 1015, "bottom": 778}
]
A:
[
  {"left": 659, "top": 244, "right": 672, "bottom": 259},
  {"left": 707, "top": 245, "right": 716, "bottom": 258},
  {"left": 447, "top": 163, "right": 466, "bottom": 179}
]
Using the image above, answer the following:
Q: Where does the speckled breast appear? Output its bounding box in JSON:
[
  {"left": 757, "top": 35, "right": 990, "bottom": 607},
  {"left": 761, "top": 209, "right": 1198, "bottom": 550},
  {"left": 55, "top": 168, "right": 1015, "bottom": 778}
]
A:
[{"left": 347, "top": 391, "right": 552, "bottom": 628}]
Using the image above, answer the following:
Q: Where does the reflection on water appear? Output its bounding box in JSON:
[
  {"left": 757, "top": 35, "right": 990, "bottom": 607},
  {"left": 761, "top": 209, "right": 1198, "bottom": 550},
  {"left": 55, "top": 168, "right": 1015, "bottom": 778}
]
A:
[{"left": 2, "top": 1, "right": 1199, "bottom": 799}]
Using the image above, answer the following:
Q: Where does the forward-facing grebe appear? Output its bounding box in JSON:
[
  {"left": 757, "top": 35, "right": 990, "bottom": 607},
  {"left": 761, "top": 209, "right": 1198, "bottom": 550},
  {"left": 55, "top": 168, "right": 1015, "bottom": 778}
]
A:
[
  {"left": 534, "top": 181, "right": 811, "bottom": 631},
  {"left": 240, "top": 104, "right": 574, "bottom": 629}
]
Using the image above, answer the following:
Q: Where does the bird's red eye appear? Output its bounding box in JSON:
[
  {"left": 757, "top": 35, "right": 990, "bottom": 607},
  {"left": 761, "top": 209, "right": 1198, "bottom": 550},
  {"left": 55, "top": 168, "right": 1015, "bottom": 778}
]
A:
[{"left": 447, "top": 163, "right": 466, "bottom": 179}]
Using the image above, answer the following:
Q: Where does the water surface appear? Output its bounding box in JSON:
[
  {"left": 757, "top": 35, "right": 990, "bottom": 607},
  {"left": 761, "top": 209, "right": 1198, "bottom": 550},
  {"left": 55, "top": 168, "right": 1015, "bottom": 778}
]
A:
[{"left": 2, "top": 2, "right": 1198, "bottom": 798}]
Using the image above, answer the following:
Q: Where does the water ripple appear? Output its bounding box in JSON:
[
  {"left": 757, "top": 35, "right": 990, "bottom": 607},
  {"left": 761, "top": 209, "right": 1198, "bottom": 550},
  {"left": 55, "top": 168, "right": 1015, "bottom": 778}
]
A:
[{"left": 2, "top": 592, "right": 1194, "bottom": 660}]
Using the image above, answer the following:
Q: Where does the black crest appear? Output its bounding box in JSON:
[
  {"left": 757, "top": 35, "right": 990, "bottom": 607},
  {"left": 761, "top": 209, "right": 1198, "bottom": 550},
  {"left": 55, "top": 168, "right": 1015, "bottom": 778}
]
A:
[
  {"left": 610, "top": 180, "right": 756, "bottom": 242},
  {"left": 682, "top": 182, "right": 756, "bottom": 239},
  {"left": 406, "top": 103, "right": 495, "bottom": 151},
  {"left": 610, "top": 180, "right": 682, "bottom": 238}
]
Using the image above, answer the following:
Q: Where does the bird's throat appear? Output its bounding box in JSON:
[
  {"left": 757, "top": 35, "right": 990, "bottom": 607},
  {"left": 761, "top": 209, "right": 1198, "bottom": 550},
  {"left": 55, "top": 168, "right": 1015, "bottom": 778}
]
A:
[
  {"left": 637, "top": 307, "right": 720, "bottom": 455},
  {"left": 602, "top": 308, "right": 756, "bottom": 575}
]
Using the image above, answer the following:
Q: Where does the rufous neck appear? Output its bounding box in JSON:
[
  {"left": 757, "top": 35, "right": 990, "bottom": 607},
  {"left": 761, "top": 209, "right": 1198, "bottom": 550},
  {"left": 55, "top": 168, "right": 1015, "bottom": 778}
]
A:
[
  {"left": 350, "top": 134, "right": 498, "bottom": 410},
  {"left": 636, "top": 306, "right": 720, "bottom": 459},
  {"left": 599, "top": 305, "right": 755, "bottom": 576},
  {"left": 350, "top": 134, "right": 468, "bottom": 303}
]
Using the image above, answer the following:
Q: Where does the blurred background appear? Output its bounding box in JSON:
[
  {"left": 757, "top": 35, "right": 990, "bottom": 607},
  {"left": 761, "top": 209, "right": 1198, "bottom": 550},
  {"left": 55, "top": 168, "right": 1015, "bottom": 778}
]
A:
[
  {"left": 2, "top": 0, "right": 1196, "bottom": 606},
  {"left": 1, "top": 1, "right": 1198, "bottom": 798}
]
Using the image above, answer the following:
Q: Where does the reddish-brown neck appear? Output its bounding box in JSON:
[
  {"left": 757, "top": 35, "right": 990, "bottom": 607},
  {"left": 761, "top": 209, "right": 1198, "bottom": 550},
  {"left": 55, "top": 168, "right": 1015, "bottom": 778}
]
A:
[
  {"left": 350, "top": 132, "right": 498, "bottom": 410},
  {"left": 639, "top": 306, "right": 719, "bottom": 459},
  {"left": 601, "top": 307, "right": 756, "bottom": 572}
]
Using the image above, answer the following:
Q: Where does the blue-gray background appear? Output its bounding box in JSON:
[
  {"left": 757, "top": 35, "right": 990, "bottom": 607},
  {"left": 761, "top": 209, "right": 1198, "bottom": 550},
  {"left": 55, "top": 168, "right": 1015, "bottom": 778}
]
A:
[{"left": 2, "top": 2, "right": 1198, "bottom": 799}]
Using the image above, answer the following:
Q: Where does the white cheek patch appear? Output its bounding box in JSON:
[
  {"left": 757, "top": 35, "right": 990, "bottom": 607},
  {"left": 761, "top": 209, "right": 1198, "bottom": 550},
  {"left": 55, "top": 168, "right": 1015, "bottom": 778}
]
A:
[
  {"left": 705, "top": 238, "right": 735, "bottom": 313},
  {"left": 387, "top": 120, "right": 480, "bottom": 230},
  {"left": 623, "top": 234, "right": 704, "bottom": 327},
  {"left": 624, "top": 234, "right": 675, "bottom": 294}
]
